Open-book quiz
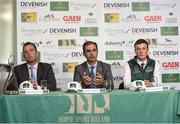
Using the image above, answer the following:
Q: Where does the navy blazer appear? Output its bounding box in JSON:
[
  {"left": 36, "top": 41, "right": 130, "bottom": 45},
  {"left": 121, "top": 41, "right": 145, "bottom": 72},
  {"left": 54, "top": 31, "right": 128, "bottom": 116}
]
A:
[{"left": 14, "top": 62, "right": 56, "bottom": 91}]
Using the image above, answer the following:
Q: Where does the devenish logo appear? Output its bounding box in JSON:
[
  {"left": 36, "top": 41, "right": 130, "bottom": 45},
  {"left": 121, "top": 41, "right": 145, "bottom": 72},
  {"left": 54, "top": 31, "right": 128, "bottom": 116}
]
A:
[
  {"left": 21, "top": 2, "right": 48, "bottom": 7},
  {"left": 104, "top": 2, "right": 130, "bottom": 8}
]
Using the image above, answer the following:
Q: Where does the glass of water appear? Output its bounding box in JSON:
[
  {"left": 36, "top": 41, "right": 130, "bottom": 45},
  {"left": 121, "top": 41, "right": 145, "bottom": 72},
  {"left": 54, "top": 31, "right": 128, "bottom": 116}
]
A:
[
  {"left": 41, "top": 80, "right": 47, "bottom": 90},
  {"left": 105, "top": 79, "right": 112, "bottom": 92}
]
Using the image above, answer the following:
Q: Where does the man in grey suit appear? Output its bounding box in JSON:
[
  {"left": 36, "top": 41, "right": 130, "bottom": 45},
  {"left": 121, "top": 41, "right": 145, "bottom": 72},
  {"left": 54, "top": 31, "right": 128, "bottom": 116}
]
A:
[
  {"left": 73, "top": 41, "right": 114, "bottom": 89},
  {"left": 14, "top": 42, "right": 56, "bottom": 91}
]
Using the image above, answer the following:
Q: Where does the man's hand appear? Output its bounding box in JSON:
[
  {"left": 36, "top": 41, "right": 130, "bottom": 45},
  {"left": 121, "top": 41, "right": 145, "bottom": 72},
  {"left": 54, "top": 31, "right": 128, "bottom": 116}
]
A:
[
  {"left": 82, "top": 72, "right": 92, "bottom": 85},
  {"left": 144, "top": 80, "right": 153, "bottom": 87},
  {"left": 29, "top": 78, "right": 38, "bottom": 89},
  {"left": 95, "top": 73, "right": 105, "bottom": 85}
]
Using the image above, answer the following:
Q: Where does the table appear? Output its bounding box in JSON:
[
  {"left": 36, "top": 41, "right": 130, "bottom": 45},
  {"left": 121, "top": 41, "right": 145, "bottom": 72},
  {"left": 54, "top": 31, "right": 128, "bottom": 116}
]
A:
[{"left": 0, "top": 90, "right": 180, "bottom": 123}]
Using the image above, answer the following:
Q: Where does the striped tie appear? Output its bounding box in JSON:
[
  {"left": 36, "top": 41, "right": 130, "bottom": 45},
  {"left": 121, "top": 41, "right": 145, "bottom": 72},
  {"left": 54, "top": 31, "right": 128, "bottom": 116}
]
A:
[{"left": 89, "top": 66, "right": 96, "bottom": 88}]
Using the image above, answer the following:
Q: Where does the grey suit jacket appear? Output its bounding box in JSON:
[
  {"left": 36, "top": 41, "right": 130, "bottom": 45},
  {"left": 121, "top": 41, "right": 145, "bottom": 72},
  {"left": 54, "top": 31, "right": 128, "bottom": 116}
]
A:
[
  {"left": 73, "top": 61, "right": 114, "bottom": 89},
  {"left": 14, "top": 62, "right": 56, "bottom": 91}
]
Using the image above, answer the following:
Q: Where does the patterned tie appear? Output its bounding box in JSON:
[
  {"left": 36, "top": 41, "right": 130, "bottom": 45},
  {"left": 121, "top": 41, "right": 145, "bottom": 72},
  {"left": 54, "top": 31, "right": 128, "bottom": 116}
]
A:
[
  {"left": 89, "top": 66, "right": 96, "bottom": 88},
  {"left": 30, "top": 66, "right": 36, "bottom": 80},
  {"left": 141, "top": 63, "right": 145, "bottom": 69}
]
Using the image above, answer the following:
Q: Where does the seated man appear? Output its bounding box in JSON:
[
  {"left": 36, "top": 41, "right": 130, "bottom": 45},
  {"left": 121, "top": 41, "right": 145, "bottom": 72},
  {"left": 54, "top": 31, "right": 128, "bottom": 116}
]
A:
[
  {"left": 123, "top": 39, "right": 161, "bottom": 89},
  {"left": 14, "top": 42, "right": 56, "bottom": 91},
  {"left": 73, "top": 41, "right": 114, "bottom": 89}
]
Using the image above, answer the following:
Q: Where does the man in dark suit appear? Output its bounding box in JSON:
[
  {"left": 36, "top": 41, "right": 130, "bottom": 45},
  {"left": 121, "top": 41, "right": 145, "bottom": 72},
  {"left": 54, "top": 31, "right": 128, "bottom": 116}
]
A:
[
  {"left": 73, "top": 41, "right": 113, "bottom": 89},
  {"left": 14, "top": 42, "right": 56, "bottom": 91}
]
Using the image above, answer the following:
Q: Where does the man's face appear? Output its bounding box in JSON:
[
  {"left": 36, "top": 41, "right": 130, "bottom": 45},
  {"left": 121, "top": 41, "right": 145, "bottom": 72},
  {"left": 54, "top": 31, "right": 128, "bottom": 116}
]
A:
[
  {"left": 84, "top": 44, "right": 98, "bottom": 64},
  {"left": 23, "top": 44, "right": 38, "bottom": 64},
  {"left": 134, "top": 43, "right": 149, "bottom": 61}
]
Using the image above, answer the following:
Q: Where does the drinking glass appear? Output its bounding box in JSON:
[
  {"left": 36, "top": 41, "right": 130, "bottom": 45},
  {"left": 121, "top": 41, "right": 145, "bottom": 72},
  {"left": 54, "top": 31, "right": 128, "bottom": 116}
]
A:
[
  {"left": 41, "top": 80, "right": 47, "bottom": 90},
  {"left": 150, "top": 76, "right": 158, "bottom": 87},
  {"left": 105, "top": 79, "right": 112, "bottom": 92}
]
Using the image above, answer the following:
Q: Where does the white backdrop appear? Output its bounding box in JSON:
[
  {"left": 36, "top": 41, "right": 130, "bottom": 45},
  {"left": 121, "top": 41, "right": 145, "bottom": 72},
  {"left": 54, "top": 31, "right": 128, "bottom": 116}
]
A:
[{"left": 16, "top": 0, "right": 180, "bottom": 89}]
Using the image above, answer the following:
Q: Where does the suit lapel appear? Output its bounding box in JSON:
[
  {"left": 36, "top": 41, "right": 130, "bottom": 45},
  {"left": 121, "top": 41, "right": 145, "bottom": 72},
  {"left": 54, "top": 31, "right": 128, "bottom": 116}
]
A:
[
  {"left": 37, "top": 63, "right": 43, "bottom": 84},
  {"left": 96, "top": 61, "right": 103, "bottom": 75},
  {"left": 22, "top": 64, "right": 30, "bottom": 80},
  {"left": 82, "top": 62, "right": 89, "bottom": 76}
]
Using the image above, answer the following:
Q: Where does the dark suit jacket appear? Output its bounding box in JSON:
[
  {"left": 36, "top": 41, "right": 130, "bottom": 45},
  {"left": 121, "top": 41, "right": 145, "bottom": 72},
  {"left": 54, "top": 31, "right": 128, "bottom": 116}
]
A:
[
  {"left": 73, "top": 61, "right": 114, "bottom": 89},
  {"left": 14, "top": 62, "right": 56, "bottom": 91}
]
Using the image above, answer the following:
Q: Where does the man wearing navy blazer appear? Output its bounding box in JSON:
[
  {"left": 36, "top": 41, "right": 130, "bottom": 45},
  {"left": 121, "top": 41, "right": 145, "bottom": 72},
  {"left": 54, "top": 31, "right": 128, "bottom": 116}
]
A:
[
  {"left": 73, "top": 41, "right": 114, "bottom": 89},
  {"left": 14, "top": 42, "right": 56, "bottom": 91}
]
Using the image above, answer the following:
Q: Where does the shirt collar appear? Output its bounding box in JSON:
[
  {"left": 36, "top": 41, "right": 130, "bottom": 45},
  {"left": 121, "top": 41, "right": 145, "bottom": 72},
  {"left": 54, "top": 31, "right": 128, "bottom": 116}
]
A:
[
  {"left": 86, "top": 61, "right": 97, "bottom": 68},
  {"left": 137, "top": 58, "right": 147, "bottom": 66},
  {"left": 27, "top": 62, "right": 38, "bottom": 69}
]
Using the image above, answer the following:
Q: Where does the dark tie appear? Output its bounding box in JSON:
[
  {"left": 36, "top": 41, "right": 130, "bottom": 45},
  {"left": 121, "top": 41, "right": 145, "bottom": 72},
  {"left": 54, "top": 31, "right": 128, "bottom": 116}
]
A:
[
  {"left": 30, "top": 66, "right": 36, "bottom": 80},
  {"left": 89, "top": 66, "right": 96, "bottom": 88},
  {"left": 141, "top": 63, "right": 145, "bottom": 69}
]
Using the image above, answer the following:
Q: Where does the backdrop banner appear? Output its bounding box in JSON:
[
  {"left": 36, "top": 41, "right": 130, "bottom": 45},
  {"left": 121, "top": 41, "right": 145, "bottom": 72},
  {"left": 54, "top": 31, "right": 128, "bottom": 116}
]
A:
[{"left": 16, "top": 0, "right": 180, "bottom": 89}]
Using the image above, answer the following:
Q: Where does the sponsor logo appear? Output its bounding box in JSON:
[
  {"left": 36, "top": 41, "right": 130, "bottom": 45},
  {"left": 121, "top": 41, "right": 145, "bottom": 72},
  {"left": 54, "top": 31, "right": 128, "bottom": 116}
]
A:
[
  {"left": 152, "top": 50, "right": 179, "bottom": 56},
  {"left": 21, "top": 41, "right": 42, "bottom": 47},
  {"left": 49, "top": 28, "right": 77, "bottom": 35},
  {"left": 63, "top": 16, "right": 81, "bottom": 23},
  {"left": 58, "top": 94, "right": 110, "bottom": 123},
  {"left": 63, "top": 62, "right": 78, "bottom": 72},
  {"left": 146, "top": 39, "right": 158, "bottom": 46},
  {"left": 85, "top": 12, "right": 97, "bottom": 24},
  {"left": 162, "top": 62, "right": 179, "bottom": 70},
  {"left": 105, "top": 41, "right": 125, "bottom": 46},
  {"left": 121, "top": 14, "right": 141, "bottom": 22},
  {"left": 21, "top": 28, "right": 47, "bottom": 36},
  {"left": 70, "top": 2, "right": 96, "bottom": 11},
  {"left": 105, "top": 51, "right": 124, "bottom": 60},
  {"left": 132, "top": 28, "right": 158, "bottom": 35},
  {"left": 113, "top": 76, "right": 123, "bottom": 82},
  {"left": 105, "top": 28, "right": 130, "bottom": 36},
  {"left": 20, "top": 2, "right": 48, "bottom": 8},
  {"left": 161, "top": 26, "right": 178, "bottom": 36},
  {"left": 132, "top": 2, "right": 150, "bottom": 11},
  {"left": 80, "top": 27, "right": 98, "bottom": 36},
  {"left": 21, "top": 12, "right": 37, "bottom": 22},
  {"left": 39, "top": 14, "right": 60, "bottom": 22},
  {"left": 158, "top": 38, "right": 178, "bottom": 47},
  {"left": 165, "top": 12, "right": 177, "bottom": 24},
  {"left": 50, "top": 2, "right": 69, "bottom": 11},
  {"left": 65, "top": 52, "right": 84, "bottom": 58},
  {"left": 41, "top": 40, "right": 57, "bottom": 49},
  {"left": 58, "top": 39, "right": 76, "bottom": 46},
  {"left": 151, "top": 1, "right": 176, "bottom": 10},
  {"left": 162, "top": 73, "right": 180, "bottom": 83},
  {"left": 43, "top": 52, "right": 65, "bottom": 61},
  {"left": 104, "top": 2, "right": 130, "bottom": 9},
  {"left": 104, "top": 13, "right": 119, "bottom": 23},
  {"left": 144, "top": 16, "right": 162, "bottom": 23}
]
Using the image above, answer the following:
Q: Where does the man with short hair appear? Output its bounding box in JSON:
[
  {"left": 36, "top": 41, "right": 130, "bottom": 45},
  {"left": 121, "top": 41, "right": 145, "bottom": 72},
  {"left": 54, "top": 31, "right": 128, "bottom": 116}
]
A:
[
  {"left": 73, "top": 41, "right": 114, "bottom": 89},
  {"left": 123, "top": 39, "right": 161, "bottom": 88},
  {"left": 14, "top": 42, "right": 56, "bottom": 91}
]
